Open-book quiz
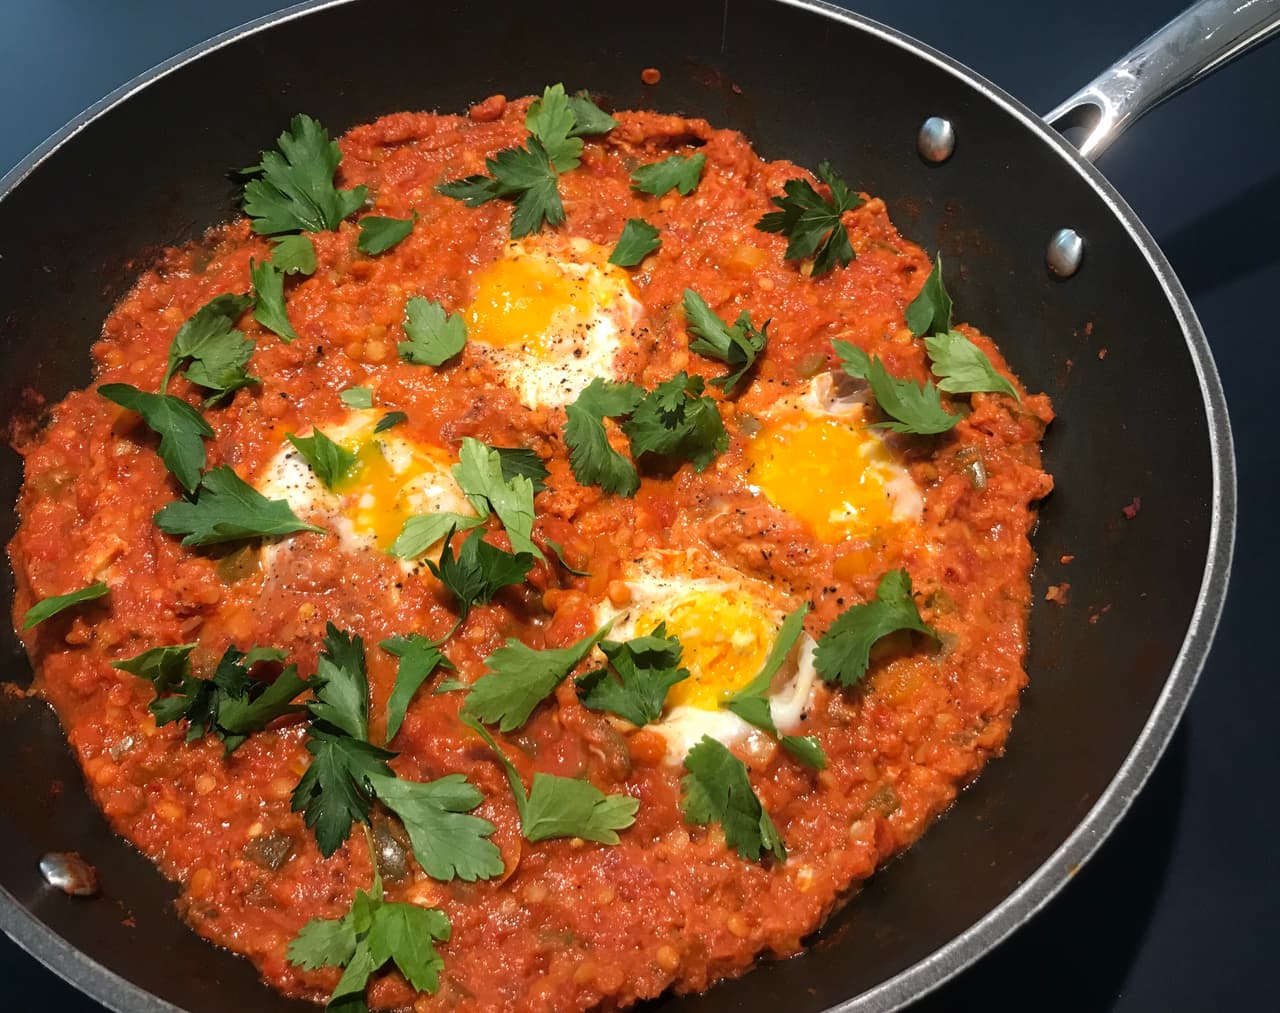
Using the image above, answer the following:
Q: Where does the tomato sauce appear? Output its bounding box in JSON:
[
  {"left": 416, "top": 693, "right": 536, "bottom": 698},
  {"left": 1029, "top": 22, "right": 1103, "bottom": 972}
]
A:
[{"left": 8, "top": 96, "right": 1052, "bottom": 1010}]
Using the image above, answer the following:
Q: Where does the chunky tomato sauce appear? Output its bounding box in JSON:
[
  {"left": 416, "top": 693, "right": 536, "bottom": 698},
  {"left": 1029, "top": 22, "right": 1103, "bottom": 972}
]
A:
[{"left": 9, "top": 96, "right": 1052, "bottom": 1010}]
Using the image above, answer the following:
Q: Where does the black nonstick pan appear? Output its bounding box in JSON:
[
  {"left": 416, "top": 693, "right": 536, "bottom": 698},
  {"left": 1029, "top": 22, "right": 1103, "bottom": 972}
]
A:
[{"left": 0, "top": 0, "right": 1266, "bottom": 1010}]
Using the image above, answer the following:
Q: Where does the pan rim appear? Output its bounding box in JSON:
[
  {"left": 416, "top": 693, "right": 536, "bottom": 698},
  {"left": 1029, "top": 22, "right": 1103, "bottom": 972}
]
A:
[{"left": 0, "top": 1, "right": 1237, "bottom": 1012}]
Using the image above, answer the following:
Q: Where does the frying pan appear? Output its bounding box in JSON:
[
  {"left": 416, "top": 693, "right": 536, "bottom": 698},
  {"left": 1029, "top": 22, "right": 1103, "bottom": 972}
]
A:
[{"left": 0, "top": 0, "right": 1267, "bottom": 1009}]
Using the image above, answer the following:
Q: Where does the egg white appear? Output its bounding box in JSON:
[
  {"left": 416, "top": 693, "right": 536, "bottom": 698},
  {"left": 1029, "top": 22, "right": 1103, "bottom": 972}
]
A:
[
  {"left": 466, "top": 237, "right": 643, "bottom": 409},
  {"left": 595, "top": 554, "right": 820, "bottom": 763}
]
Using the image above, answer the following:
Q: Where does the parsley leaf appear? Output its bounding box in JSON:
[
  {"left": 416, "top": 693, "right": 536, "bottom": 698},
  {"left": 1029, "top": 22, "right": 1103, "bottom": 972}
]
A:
[
  {"left": 563, "top": 378, "right": 644, "bottom": 496},
  {"left": 464, "top": 717, "right": 637, "bottom": 844},
  {"left": 23, "top": 582, "right": 108, "bottom": 629},
  {"left": 242, "top": 114, "right": 367, "bottom": 235},
  {"left": 270, "top": 234, "right": 317, "bottom": 275},
  {"left": 609, "top": 218, "right": 661, "bottom": 267},
  {"left": 575, "top": 624, "right": 688, "bottom": 726},
  {"left": 339, "top": 386, "right": 373, "bottom": 409},
  {"left": 365, "top": 772, "right": 503, "bottom": 882},
  {"left": 308, "top": 624, "right": 372, "bottom": 742},
  {"left": 755, "top": 160, "right": 864, "bottom": 277},
  {"left": 813, "top": 569, "right": 939, "bottom": 687},
  {"left": 381, "top": 634, "right": 452, "bottom": 744},
  {"left": 622, "top": 372, "right": 728, "bottom": 469},
  {"left": 723, "top": 606, "right": 827, "bottom": 770},
  {"left": 427, "top": 528, "right": 534, "bottom": 620},
  {"left": 545, "top": 538, "right": 590, "bottom": 577},
  {"left": 925, "top": 330, "right": 1020, "bottom": 401},
  {"left": 388, "top": 512, "right": 482, "bottom": 560},
  {"left": 526, "top": 84, "right": 582, "bottom": 171},
  {"left": 250, "top": 259, "right": 300, "bottom": 343},
  {"left": 461, "top": 624, "right": 610, "bottom": 732},
  {"left": 288, "top": 873, "right": 451, "bottom": 1003},
  {"left": 834, "top": 340, "right": 957, "bottom": 435},
  {"left": 631, "top": 153, "right": 705, "bottom": 197},
  {"left": 681, "top": 736, "right": 786, "bottom": 861},
  {"left": 369, "top": 411, "right": 404, "bottom": 433},
  {"left": 492, "top": 447, "right": 549, "bottom": 494},
  {"left": 904, "top": 254, "right": 952, "bottom": 337},
  {"left": 357, "top": 212, "right": 417, "bottom": 255},
  {"left": 293, "top": 728, "right": 395, "bottom": 858},
  {"left": 116, "top": 642, "right": 309, "bottom": 754},
  {"left": 160, "top": 293, "right": 257, "bottom": 404},
  {"left": 682, "top": 289, "right": 768, "bottom": 394},
  {"left": 399, "top": 296, "right": 467, "bottom": 366},
  {"left": 287, "top": 429, "right": 358, "bottom": 490},
  {"left": 526, "top": 85, "right": 618, "bottom": 171},
  {"left": 436, "top": 137, "right": 564, "bottom": 238},
  {"left": 452, "top": 437, "right": 543, "bottom": 560},
  {"left": 110, "top": 643, "right": 196, "bottom": 692},
  {"left": 99, "top": 383, "right": 212, "bottom": 493},
  {"left": 154, "top": 465, "right": 323, "bottom": 546}
]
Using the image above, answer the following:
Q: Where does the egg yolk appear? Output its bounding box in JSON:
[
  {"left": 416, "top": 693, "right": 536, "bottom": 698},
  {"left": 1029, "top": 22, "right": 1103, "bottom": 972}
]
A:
[
  {"left": 333, "top": 440, "right": 453, "bottom": 550},
  {"left": 634, "top": 590, "right": 777, "bottom": 710},
  {"left": 465, "top": 246, "right": 632, "bottom": 355},
  {"left": 747, "top": 412, "right": 906, "bottom": 542}
]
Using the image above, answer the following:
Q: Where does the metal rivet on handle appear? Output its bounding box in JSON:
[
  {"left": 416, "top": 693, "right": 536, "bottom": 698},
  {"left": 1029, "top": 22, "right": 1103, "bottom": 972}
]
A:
[
  {"left": 917, "top": 117, "right": 955, "bottom": 163},
  {"left": 1046, "top": 228, "right": 1084, "bottom": 277}
]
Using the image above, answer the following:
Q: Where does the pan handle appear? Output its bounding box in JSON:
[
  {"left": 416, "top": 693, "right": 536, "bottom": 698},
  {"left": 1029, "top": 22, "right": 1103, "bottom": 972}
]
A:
[{"left": 1045, "top": 0, "right": 1280, "bottom": 160}]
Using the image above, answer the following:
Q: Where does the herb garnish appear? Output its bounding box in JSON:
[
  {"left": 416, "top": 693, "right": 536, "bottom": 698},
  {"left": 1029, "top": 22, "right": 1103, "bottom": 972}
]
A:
[
  {"left": 681, "top": 736, "right": 786, "bottom": 862},
  {"left": 114, "top": 642, "right": 309, "bottom": 754},
  {"left": 427, "top": 527, "right": 534, "bottom": 621},
  {"left": 437, "top": 84, "right": 615, "bottom": 238},
  {"left": 292, "top": 626, "right": 395, "bottom": 855},
  {"left": 250, "top": 259, "right": 300, "bottom": 343},
  {"left": 380, "top": 635, "right": 453, "bottom": 744},
  {"left": 904, "top": 255, "right": 952, "bottom": 337},
  {"left": 755, "top": 160, "right": 864, "bottom": 277},
  {"left": 288, "top": 870, "right": 451, "bottom": 1007},
  {"left": 833, "top": 340, "right": 958, "bottom": 435},
  {"left": 287, "top": 429, "right": 358, "bottom": 490},
  {"left": 723, "top": 606, "right": 826, "bottom": 769},
  {"left": 452, "top": 438, "right": 543, "bottom": 560},
  {"left": 357, "top": 212, "right": 417, "bottom": 255},
  {"left": 399, "top": 297, "right": 467, "bottom": 366},
  {"left": 160, "top": 293, "right": 257, "bottom": 404},
  {"left": 388, "top": 513, "right": 482, "bottom": 560},
  {"left": 23, "top": 582, "right": 109, "bottom": 630},
  {"left": 461, "top": 624, "right": 611, "bottom": 732},
  {"left": 154, "top": 465, "right": 323, "bottom": 546},
  {"left": 631, "top": 153, "right": 705, "bottom": 197},
  {"left": 564, "top": 374, "right": 727, "bottom": 496},
  {"left": 682, "top": 290, "right": 769, "bottom": 394},
  {"left": 491, "top": 446, "right": 550, "bottom": 493},
  {"left": 99, "top": 384, "right": 212, "bottom": 493},
  {"left": 609, "top": 219, "right": 661, "bottom": 267},
  {"left": 242, "top": 114, "right": 368, "bottom": 235},
  {"left": 464, "top": 717, "right": 638, "bottom": 844},
  {"left": 339, "top": 386, "right": 373, "bottom": 409},
  {"left": 574, "top": 624, "right": 689, "bottom": 727},
  {"left": 364, "top": 773, "right": 503, "bottom": 882},
  {"left": 925, "top": 330, "right": 1019, "bottom": 401},
  {"left": 813, "top": 569, "right": 939, "bottom": 686},
  {"left": 373, "top": 411, "right": 407, "bottom": 433},
  {"left": 271, "top": 234, "right": 317, "bottom": 276}
]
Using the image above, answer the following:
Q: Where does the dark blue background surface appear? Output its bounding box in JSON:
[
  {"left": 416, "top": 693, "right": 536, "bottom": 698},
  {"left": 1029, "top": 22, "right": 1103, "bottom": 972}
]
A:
[{"left": 2, "top": 1, "right": 1275, "bottom": 1009}]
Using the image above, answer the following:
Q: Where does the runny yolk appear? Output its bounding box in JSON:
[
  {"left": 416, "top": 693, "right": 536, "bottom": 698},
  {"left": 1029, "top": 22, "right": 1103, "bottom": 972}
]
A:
[
  {"left": 746, "top": 412, "right": 907, "bottom": 542},
  {"left": 466, "top": 253, "right": 598, "bottom": 354},
  {"left": 634, "top": 590, "right": 777, "bottom": 710},
  {"left": 333, "top": 441, "right": 442, "bottom": 551}
]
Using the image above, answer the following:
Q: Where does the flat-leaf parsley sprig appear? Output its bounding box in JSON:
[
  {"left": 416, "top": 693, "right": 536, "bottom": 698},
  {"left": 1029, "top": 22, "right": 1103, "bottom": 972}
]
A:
[
  {"left": 756, "top": 160, "right": 864, "bottom": 277},
  {"left": 436, "top": 84, "right": 616, "bottom": 238}
]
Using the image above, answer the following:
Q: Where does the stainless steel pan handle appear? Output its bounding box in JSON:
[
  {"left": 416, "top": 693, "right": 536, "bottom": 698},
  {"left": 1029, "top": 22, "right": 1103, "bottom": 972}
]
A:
[{"left": 1046, "top": 0, "right": 1280, "bottom": 159}]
